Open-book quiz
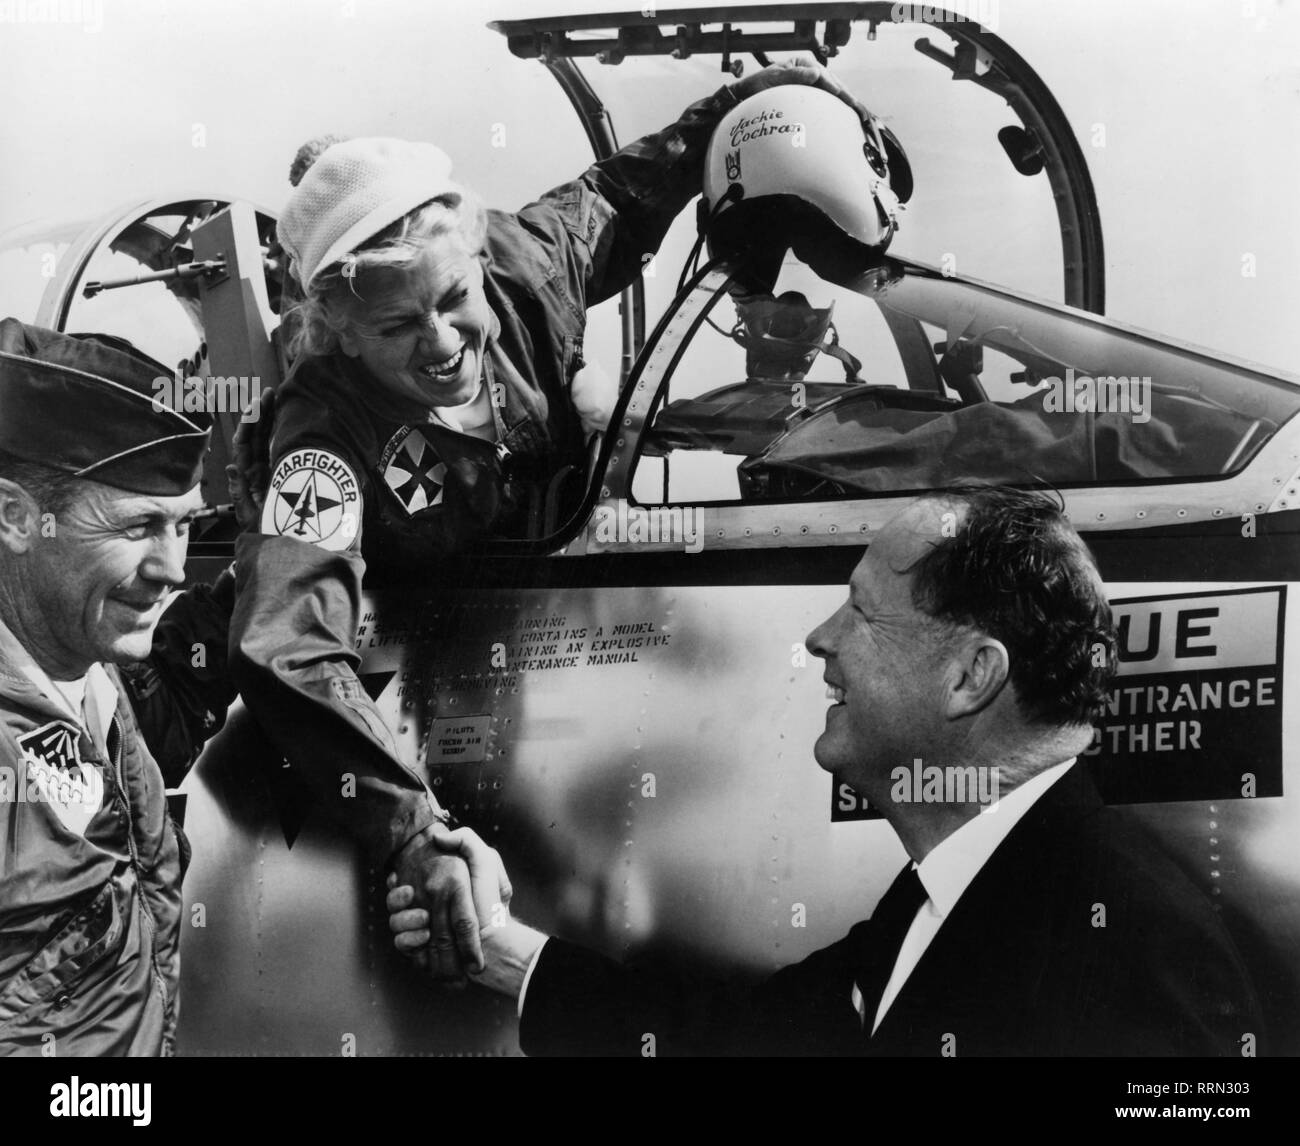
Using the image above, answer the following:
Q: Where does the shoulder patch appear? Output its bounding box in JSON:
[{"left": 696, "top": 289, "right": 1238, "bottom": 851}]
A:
[
  {"left": 16, "top": 721, "right": 104, "bottom": 837},
  {"left": 379, "top": 427, "right": 446, "bottom": 516},
  {"left": 261, "top": 447, "right": 361, "bottom": 551}
]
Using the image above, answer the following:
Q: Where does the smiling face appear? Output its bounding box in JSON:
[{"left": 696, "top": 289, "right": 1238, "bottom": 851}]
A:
[
  {"left": 19, "top": 482, "right": 203, "bottom": 678},
  {"left": 335, "top": 233, "right": 491, "bottom": 414},
  {"left": 805, "top": 501, "right": 957, "bottom": 800}
]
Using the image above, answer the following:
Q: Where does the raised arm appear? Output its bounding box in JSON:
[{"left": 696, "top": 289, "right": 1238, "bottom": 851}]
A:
[{"left": 518, "top": 60, "right": 874, "bottom": 310}]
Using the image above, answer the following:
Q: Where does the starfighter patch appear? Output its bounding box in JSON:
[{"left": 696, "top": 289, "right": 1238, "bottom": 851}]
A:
[
  {"left": 379, "top": 427, "right": 446, "bottom": 516},
  {"left": 16, "top": 721, "right": 104, "bottom": 837},
  {"left": 262, "top": 448, "right": 360, "bottom": 551}
]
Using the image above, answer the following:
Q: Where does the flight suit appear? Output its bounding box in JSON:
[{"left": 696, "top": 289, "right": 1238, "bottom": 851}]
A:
[
  {"left": 230, "top": 84, "right": 744, "bottom": 865},
  {"left": 0, "top": 574, "right": 236, "bottom": 1056}
]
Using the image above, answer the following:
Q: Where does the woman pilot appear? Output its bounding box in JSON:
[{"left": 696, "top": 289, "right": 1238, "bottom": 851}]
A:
[{"left": 228, "top": 61, "right": 876, "bottom": 976}]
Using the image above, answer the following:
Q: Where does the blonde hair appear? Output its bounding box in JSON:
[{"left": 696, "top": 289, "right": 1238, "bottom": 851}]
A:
[{"left": 289, "top": 188, "right": 488, "bottom": 359}]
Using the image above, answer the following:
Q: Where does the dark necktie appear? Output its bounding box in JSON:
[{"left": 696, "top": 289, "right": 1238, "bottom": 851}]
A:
[
  {"left": 856, "top": 864, "right": 928, "bottom": 1034},
  {"left": 106, "top": 715, "right": 122, "bottom": 766}
]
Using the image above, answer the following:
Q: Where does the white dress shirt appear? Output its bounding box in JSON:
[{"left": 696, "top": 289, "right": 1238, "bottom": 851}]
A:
[{"left": 855, "top": 759, "right": 1076, "bottom": 1033}]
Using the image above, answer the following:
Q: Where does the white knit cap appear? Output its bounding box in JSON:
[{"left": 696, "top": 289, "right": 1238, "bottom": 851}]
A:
[{"left": 278, "top": 137, "right": 457, "bottom": 289}]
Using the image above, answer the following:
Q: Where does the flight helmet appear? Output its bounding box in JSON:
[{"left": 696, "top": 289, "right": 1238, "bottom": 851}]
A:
[{"left": 700, "top": 84, "right": 912, "bottom": 291}]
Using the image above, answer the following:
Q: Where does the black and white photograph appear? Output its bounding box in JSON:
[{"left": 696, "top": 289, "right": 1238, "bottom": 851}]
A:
[{"left": 0, "top": 0, "right": 1296, "bottom": 1123}]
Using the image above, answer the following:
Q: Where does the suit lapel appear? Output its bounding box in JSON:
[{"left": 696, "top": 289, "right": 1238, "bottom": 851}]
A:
[{"left": 865, "top": 763, "right": 1105, "bottom": 1055}]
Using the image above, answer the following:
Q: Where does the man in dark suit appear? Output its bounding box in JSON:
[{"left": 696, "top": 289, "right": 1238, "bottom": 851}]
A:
[{"left": 388, "top": 486, "right": 1262, "bottom": 1056}]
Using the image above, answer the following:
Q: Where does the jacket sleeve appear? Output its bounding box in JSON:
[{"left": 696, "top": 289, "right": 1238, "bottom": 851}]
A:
[
  {"left": 118, "top": 565, "right": 240, "bottom": 788},
  {"left": 519, "top": 939, "right": 697, "bottom": 1057},
  {"left": 228, "top": 530, "right": 443, "bottom": 865},
  {"left": 515, "top": 84, "right": 739, "bottom": 310},
  {"left": 519, "top": 923, "right": 867, "bottom": 1056},
  {"left": 518, "top": 937, "right": 801, "bottom": 1057}
]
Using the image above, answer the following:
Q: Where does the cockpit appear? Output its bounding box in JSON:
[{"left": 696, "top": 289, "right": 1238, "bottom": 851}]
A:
[{"left": 634, "top": 256, "right": 1300, "bottom": 509}]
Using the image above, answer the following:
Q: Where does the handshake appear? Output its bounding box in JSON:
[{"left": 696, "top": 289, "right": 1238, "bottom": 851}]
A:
[{"left": 386, "top": 824, "right": 544, "bottom": 1000}]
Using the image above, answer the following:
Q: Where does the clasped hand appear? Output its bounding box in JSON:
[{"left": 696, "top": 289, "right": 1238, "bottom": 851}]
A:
[{"left": 388, "top": 823, "right": 513, "bottom": 982}]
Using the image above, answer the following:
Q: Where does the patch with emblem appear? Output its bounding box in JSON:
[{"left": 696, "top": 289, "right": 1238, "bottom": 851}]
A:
[
  {"left": 15, "top": 721, "right": 105, "bottom": 837},
  {"left": 262, "top": 447, "right": 361, "bottom": 551},
  {"left": 379, "top": 427, "right": 447, "bottom": 516}
]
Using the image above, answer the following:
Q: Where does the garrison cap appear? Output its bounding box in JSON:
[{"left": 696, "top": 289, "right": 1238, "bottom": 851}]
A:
[{"left": 0, "top": 317, "right": 210, "bottom": 496}]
